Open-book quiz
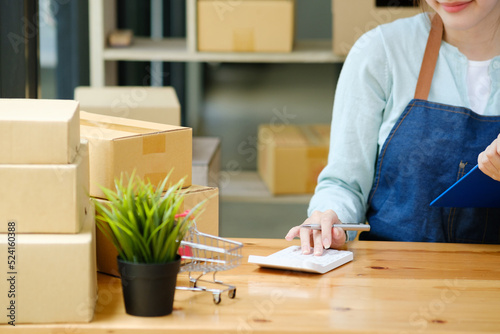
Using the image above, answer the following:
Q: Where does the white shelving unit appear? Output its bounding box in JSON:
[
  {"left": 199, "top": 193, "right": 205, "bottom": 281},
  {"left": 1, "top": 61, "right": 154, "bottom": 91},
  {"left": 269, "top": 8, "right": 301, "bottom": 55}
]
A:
[{"left": 102, "top": 38, "right": 342, "bottom": 63}]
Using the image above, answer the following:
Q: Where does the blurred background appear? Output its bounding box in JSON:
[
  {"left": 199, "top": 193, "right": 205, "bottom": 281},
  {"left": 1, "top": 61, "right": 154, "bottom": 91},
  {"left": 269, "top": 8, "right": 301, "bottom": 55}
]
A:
[
  {"left": 37, "top": 0, "right": 340, "bottom": 238},
  {"left": 2, "top": 0, "right": 421, "bottom": 238}
]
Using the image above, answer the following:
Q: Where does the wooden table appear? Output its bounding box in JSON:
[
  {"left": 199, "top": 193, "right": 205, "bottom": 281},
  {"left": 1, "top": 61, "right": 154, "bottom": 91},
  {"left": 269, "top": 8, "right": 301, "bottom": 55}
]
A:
[{"left": 7, "top": 239, "right": 500, "bottom": 333}]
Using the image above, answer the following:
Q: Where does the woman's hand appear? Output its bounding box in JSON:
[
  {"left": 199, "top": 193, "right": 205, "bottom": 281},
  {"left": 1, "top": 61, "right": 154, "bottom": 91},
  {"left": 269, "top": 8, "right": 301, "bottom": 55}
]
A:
[
  {"left": 478, "top": 134, "right": 500, "bottom": 181},
  {"left": 285, "top": 210, "right": 346, "bottom": 256}
]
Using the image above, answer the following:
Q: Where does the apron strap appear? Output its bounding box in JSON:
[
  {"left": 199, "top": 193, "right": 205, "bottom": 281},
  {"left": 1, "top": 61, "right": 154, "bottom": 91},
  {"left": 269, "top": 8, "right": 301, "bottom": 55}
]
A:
[{"left": 414, "top": 14, "right": 444, "bottom": 100}]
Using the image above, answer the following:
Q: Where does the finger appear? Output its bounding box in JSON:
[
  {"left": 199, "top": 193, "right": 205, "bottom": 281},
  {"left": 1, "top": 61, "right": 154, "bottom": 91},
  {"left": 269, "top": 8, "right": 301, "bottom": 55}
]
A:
[
  {"left": 330, "top": 227, "right": 346, "bottom": 249},
  {"left": 479, "top": 150, "right": 500, "bottom": 181},
  {"left": 312, "top": 229, "right": 324, "bottom": 256},
  {"left": 478, "top": 151, "right": 493, "bottom": 172},
  {"left": 485, "top": 140, "right": 500, "bottom": 173},
  {"left": 287, "top": 211, "right": 321, "bottom": 241},
  {"left": 320, "top": 210, "right": 338, "bottom": 249},
  {"left": 285, "top": 226, "right": 301, "bottom": 241},
  {"left": 299, "top": 226, "right": 312, "bottom": 254},
  {"left": 482, "top": 165, "right": 500, "bottom": 181}
]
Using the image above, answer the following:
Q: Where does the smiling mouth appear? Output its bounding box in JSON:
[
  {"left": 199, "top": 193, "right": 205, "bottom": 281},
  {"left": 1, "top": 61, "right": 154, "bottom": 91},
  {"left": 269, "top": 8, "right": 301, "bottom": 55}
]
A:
[{"left": 439, "top": 1, "right": 472, "bottom": 13}]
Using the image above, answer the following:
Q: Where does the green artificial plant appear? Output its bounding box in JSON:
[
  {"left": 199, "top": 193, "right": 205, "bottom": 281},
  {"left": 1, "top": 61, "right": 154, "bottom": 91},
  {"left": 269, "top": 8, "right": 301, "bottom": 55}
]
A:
[{"left": 94, "top": 172, "right": 202, "bottom": 264}]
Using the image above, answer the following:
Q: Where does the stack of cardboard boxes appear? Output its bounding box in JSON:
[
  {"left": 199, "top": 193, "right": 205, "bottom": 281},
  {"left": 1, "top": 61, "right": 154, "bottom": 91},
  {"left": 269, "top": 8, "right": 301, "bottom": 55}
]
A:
[
  {"left": 81, "top": 111, "right": 219, "bottom": 277},
  {"left": 0, "top": 99, "right": 96, "bottom": 324}
]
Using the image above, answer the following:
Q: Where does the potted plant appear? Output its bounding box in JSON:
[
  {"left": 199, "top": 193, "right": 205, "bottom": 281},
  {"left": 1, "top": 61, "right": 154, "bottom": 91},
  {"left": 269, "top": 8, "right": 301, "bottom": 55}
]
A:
[{"left": 94, "top": 172, "right": 202, "bottom": 317}]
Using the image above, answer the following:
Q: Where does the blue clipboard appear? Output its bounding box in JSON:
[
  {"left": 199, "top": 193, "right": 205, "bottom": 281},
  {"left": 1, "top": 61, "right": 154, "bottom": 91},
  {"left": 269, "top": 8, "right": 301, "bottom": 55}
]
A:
[{"left": 430, "top": 165, "right": 500, "bottom": 208}]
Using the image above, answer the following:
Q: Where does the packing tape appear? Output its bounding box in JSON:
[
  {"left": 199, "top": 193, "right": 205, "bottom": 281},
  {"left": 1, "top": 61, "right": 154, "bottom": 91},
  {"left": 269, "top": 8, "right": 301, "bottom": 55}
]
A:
[
  {"left": 298, "top": 125, "right": 323, "bottom": 146},
  {"left": 233, "top": 28, "right": 255, "bottom": 52},
  {"left": 82, "top": 118, "right": 167, "bottom": 154},
  {"left": 142, "top": 133, "right": 166, "bottom": 155}
]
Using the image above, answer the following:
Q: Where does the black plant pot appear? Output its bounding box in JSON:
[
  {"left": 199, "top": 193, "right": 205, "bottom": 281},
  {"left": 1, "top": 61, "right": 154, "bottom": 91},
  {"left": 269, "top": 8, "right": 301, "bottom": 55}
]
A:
[{"left": 118, "top": 255, "right": 181, "bottom": 317}]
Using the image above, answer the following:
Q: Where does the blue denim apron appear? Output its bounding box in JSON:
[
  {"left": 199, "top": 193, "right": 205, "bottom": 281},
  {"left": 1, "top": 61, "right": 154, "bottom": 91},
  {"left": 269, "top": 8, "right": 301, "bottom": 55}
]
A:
[{"left": 362, "top": 15, "right": 500, "bottom": 244}]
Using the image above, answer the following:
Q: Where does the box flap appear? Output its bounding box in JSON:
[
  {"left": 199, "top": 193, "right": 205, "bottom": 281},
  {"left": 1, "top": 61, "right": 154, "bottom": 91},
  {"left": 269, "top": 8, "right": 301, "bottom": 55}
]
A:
[
  {"left": 81, "top": 110, "right": 186, "bottom": 131},
  {"left": 181, "top": 184, "right": 218, "bottom": 195},
  {"left": 80, "top": 111, "right": 188, "bottom": 140}
]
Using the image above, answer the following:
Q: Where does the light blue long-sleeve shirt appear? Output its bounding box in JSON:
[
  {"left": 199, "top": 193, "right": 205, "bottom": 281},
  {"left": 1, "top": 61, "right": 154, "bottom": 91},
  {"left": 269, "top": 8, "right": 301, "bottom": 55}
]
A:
[{"left": 308, "top": 13, "right": 500, "bottom": 229}]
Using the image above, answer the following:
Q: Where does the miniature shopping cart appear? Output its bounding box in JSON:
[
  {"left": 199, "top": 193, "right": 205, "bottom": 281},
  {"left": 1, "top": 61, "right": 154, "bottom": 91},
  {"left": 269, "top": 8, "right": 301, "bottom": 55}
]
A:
[{"left": 176, "top": 223, "right": 243, "bottom": 304}]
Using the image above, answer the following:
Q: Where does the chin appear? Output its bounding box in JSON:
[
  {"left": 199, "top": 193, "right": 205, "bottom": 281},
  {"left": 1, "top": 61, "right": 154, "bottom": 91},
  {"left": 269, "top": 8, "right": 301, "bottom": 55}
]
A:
[
  {"left": 438, "top": 11, "right": 484, "bottom": 31},
  {"left": 441, "top": 18, "right": 479, "bottom": 31}
]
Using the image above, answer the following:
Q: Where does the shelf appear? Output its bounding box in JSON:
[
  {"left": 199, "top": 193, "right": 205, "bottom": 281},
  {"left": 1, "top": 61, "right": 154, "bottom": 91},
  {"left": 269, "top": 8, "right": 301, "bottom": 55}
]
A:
[
  {"left": 219, "top": 171, "right": 312, "bottom": 204},
  {"left": 103, "top": 38, "right": 345, "bottom": 63}
]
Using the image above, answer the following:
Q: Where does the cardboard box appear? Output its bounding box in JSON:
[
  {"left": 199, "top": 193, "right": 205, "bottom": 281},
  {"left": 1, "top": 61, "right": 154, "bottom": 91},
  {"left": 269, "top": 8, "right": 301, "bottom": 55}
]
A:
[
  {"left": 95, "top": 185, "right": 219, "bottom": 277},
  {"left": 108, "top": 29, "right": 133, "bottom": 47},
  {"left": 0, "top": 139, "right": 90, "bottom": 233},
  {"left": 258, "top": 124, "right": 330, "bottom": 194},
  {"left": 332, "top": 0, "right": 420, "bottom": 55},
  {"left": 193, "top": 137, "right": 220, "bottom": 188},
  {"left": 75, "top": 86, "right": 181, "bottom": 126},
  {"left": 0, "top": 209, "right": 97, "bottom": 324},
  {"left": 80, "top": 111, "right": 192, "bottom": 199},
  {"left": 0, "top": 99, "right": 80, "bottom": 164},
  {"left": 197, "top": 0, "right": 295, "bottom": 52}
]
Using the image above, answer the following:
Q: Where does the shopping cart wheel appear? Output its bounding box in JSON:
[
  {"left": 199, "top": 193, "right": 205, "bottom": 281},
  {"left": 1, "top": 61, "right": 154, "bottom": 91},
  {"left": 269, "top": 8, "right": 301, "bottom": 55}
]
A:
[
  {"left": 228, "top": 288, "right": 236, "bottom": 299},
  {"left": 213, "top": 293, "right": 222, "bottom": 304}
]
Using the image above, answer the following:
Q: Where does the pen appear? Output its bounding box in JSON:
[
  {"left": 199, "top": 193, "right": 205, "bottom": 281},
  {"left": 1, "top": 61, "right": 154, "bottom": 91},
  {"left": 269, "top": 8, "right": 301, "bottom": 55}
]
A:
[{"left": 300, "top": 223, "right": 371, "bottom": 232}]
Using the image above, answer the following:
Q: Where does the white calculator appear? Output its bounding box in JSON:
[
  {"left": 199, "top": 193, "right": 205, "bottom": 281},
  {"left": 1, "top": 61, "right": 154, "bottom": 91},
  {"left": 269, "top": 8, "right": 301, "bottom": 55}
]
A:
[{"left": 248, "top": 246, "right": 353, "bottom": 274}]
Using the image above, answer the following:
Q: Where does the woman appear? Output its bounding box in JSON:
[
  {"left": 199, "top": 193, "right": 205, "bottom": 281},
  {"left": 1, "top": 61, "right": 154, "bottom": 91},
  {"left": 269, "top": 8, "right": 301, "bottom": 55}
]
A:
[{"left": 286, "top": 0, "right": 500, "bottom": 255}]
